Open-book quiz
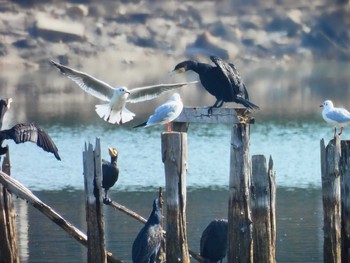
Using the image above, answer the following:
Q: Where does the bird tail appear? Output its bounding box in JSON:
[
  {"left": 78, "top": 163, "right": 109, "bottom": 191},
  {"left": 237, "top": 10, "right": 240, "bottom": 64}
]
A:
[
  {"left": 236, "top": 97, "right": 260, "bottom": 110},
  {"left": 95, "top": 104, "right": 135, "bottom": 125},
  {"left": 133, "top": 121, "right": 148, "bottom": 129}
]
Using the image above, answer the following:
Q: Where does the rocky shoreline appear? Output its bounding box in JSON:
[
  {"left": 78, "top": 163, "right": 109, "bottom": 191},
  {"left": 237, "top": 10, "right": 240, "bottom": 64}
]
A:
[{"left": 0, "top": 0, "right": 349, "bottom": 73}]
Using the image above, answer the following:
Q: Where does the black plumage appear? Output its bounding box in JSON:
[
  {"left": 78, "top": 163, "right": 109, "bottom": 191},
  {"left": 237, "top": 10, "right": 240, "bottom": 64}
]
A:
[
  {"left": 0, "top": 98, "right": 61, "bottom": 160},
  {"left": 174, "top": 56, "right": 259, "bottom": 114},
  {"left": 0, "top": 123, "right": 61, "bottom": 160},
  {"left": 102, "top": 147, "right": 119, "bottom": 204},
  {"left": 200, "top": 219, "right": 228, "bottom": 263},
  {"left": 132, "top": 198, "right": 163, "bottom": 263}
]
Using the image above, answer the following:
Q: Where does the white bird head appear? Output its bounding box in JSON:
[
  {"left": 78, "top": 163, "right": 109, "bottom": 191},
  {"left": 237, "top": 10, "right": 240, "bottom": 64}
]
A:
[
  {"left": 170, "top": 93, "right": 181, "bottom": 102},
  {"left": 115, "top": 87, "right": 130, "bottom": 96},
  {"left": 320, "top": 100, "right": 334, "bottom": 110}
]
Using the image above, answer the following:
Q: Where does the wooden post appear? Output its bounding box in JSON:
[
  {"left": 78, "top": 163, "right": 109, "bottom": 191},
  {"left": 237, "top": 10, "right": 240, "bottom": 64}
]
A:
[
  {"left": 0, "top": 170, "right": 121, "bottom": 263},
  {"left": 251, "top": 155, "right": 276, "bottom": 263},
  {"left": 228, "top": 124, "right": 253, "bottom": 263},
  {"left": 340, "top": 141, "right": 350, "bottom": 262},
  {"left": 268, "top": 156, "right": 276, "bottom": 261},
  {"left": 0, "top": 151, "right": 19, "bottom": 263},
  {"left": 83, "top": 138, "right": 106, "bottom": 263},
  {"left": 320, "top": 137, "right": 342, "bottom": 263},
  {"left": 161, "top": 132, "right": 190, "bottom": 263}
]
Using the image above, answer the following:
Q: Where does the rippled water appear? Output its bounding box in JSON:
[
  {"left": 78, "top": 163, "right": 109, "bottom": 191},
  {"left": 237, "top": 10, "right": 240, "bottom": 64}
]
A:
[{"left": 6, "top": 118, "right": 330, "bottom": 191}]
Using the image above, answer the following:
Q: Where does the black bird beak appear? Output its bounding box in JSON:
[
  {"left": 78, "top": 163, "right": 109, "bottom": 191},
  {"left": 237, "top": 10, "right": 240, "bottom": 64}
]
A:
[{"left": 320, "top": 104, "right": 323, "bottom": 108}]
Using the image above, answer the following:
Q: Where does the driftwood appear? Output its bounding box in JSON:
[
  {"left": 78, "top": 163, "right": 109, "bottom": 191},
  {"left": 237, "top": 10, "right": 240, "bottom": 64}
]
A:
[{"left": 0, "top": 170, "right": 121, "bottom": 263}]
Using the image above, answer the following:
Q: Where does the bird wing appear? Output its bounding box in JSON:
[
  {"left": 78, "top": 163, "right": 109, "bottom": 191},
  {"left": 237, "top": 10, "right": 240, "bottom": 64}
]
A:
[
  {"left": 127, "top": 81, "right": 197, "bottom": 103},
  {"left": 325, "top": 108, "right": 350, "bottom": 123},
  {"left": 50, "top": 60, "right": 115, "bottom": 102},
  {"left": 210, "top": 56, "right": 243, "bottom": 97},
  {"left": 147, "top": 103, "right": 176, "bottom": 125},
  {"left": 0, "top": 123, "right": 61, "bottom": 160}
]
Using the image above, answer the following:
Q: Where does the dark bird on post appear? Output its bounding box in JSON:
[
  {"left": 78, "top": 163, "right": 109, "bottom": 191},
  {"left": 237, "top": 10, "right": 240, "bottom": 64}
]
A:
[
  {"left": 102, "top": 147, "right": 119, "bottom": 204},
  {"left": 0, "top": 98, "right": 61, "bottom": 160},
  {"left": 200, "top": 219, "right": 228, "bottom": 263},
  {"left": 132, "top": 198, "right": 163, "bottom": 263},
  {"left": 173, "top": 56, "right": 259, "bottom": 114}
]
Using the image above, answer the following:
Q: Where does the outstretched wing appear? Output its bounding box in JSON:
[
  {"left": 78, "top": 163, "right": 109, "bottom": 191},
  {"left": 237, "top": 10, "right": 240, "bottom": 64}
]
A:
[
  {"left": 51, "top": 60, "right": 115, "bottom": 102},
  {"left": 0, "top": 123, "right": 61, "bottom": 160},
  {"left": 127, "top": 81, "right": 197, "bottom": 103}
]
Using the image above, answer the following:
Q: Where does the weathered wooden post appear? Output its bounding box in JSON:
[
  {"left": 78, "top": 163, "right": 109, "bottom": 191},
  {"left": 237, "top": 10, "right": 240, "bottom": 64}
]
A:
[
  {"left": 340, "top": 141, "right": 350, "bottom": 262},
  {"left": 0, "top": 152, "right": 19, "bottom": 263},
  {"left": 161, "top": 132, "right": 190, "bottom": 263},
  {"left": 228, "top": 123, "right": 253, "bottom": 263},
  {"left": 320, "top": 137, "right": 342, "bottom": 263},
  {"left": 83, "top": 138, "right": 107, "bottom": 263},
  {"left": 251, "top": 155, "right": 276, "bottom": 263}
]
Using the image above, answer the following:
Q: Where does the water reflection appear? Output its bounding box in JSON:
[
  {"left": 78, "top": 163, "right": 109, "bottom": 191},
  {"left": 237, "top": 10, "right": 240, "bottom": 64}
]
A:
[{"left": 14, "top": 188, "right": 322, "bottom": 263}]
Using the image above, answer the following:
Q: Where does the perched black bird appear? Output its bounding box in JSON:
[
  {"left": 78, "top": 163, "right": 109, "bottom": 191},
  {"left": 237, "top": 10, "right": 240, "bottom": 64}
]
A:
[
  {"left": 102, "top": 147, "right": 119, "bottom": 204},
  {"left": 173, "top": 56, "right": 259, "bottom": 114},
  {"left": 200, "top": 219, "right": 228, "bottom": 263},
  {"left": 0, "top": 98, "right": 60, "bottom": 160},
  {"left": 132, "top": 198, "right": 163, "bottom": 263}
]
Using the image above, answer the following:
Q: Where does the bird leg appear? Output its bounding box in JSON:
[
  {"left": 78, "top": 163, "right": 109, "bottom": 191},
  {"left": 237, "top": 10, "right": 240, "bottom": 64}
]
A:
[
  {"left": 208, "top": 100, "right": 224, "bottom": 115},
  {"left": 167, "top": 122, "right": 172, "bottom": 132},
  {"left": 333, "top": 128, "right": 337, "bottom": 138},
  {"left": 339, "top": 127, "right": 344, "bottom": 136},
  {"left": 103, "top": 189, "right": 112, "bottom": 204}
]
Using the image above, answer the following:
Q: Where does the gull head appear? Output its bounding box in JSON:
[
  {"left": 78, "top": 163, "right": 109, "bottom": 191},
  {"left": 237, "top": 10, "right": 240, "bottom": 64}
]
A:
[
  {"left": 115, "top": 87, "right": 130, "bottom": 95},
  {"left": 320, "top": 100, "right": 334, "bottom": 111},
  {"left": 170, "top": 93, "right": 181, "bottom": 102}
]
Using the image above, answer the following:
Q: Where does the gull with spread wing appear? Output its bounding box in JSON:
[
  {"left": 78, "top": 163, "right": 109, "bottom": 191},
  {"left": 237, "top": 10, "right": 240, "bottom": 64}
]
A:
[{"left": 51, "top": 60, "right": 197, "bottom": 125}]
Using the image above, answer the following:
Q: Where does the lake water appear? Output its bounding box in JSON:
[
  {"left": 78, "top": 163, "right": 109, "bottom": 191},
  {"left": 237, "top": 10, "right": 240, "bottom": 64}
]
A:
[{"left": 1, "top": 61, "right": 349, "bottom": 262}]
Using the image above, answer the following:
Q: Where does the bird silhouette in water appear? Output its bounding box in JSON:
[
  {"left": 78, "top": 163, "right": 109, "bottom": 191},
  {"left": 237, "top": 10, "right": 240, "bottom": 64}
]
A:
[
  {"left": 102, "top": 147, "right": 119, "bottom": 204},
  {"left": 51, "top": 60, "right": 197, "bottom": 125},
  {"left": 132, "top": 198, "right": 163, "bottom": 263},
  {"left": 320, "top": 100, "right": 350, "bottom": 138},
  {"left": 173, "top": 56, "right": 259, "bottom": 114},
  {"left": 133, "top": 93, "right": 183, "bottom": 132},
  {"left": 0, "top": 98, "right": 61, "bottom": 160},
  {"left": 200, "top": 219, "right": 228, "bottom": 263}
]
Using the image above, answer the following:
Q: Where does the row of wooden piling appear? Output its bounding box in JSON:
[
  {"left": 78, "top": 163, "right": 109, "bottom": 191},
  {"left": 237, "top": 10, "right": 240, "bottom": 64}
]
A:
[{"left": 2, "top": 106, "right": 349, "bottom": 263}]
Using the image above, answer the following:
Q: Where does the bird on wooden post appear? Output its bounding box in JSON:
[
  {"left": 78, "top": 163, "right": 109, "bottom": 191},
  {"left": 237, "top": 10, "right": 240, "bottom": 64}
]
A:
[
  {"left": 320, "top": 99, "right": 350, "bottom": 138},
  {"left": 132, "top": 198, "right": 163, "bottom": 263},
  {"left": 133, "top": 93, "right": 183, "bottom": 132},
  {"left": 200, "top": 219, "right": 228, "bottom": 263},
  {"left": 173, "top": 56, "right": 259, "bottom": 114},
  {"left": 102, "top": 147, "right": 119, "bottom": 204},
  {"left": 0, "top": 98, "right": 61, "bottom": 160}
]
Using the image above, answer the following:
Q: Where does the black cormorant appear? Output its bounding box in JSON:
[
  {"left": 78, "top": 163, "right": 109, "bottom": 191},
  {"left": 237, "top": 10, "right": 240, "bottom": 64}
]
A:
[
  {"left": 0, "top": 98, "right": 61, "bottom": 160},
  {"left": 200, "top": 219, "right": 228, "bottom": 263},
  {"left": 132, "top": 198, "right": 163, "bottom": 263},
  {"left": 173, "top": 56, "right": 259, "bottom": 114},
  {"left": 102, "top": 147, "right": 119, "bottom": 204}
]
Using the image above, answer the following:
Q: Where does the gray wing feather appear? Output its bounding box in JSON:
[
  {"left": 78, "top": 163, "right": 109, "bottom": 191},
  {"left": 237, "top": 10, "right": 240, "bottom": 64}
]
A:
[
  {"left": 326, "top": 108, "right": 350, "bottom": 123},
  {"left": 51, "top": 60, "right": 115, "bottom": 102},
  {"left": 127, "top": 81, "right": 197, "bottom": 103}
]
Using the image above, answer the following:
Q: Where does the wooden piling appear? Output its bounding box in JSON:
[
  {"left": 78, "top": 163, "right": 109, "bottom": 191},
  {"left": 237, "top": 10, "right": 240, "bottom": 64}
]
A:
[
  {"left": 251, "top": 155, "right": 276, "bottom": 263},
  {"left": 320, "top": 137, "right": 342, "bottom": 263},
  {"left": 0, "top": 152, "right": 19, "bottom": 263},
  {"left": 228, "top": 123, "right": 253, "bottom": 263},
  {"left": 340, "top": 141, "right": 350, "bottom": 262},
  {"left": 83, "top": 138, "right": 106, "bottom": 263},
  {"left": 161, "top": 132, "right": 190, "bottom": 263}
]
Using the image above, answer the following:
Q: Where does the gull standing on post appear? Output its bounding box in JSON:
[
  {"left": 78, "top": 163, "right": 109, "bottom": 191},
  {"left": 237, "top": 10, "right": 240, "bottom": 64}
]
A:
[
  {"left": 51, "top": 60, "right": 197, "bottom": 125},
  {"left": 320, "top": 99, "right": 350, "bottom": 137},
  {"left": 133, "top": 93, "right": 183, "bottom": 132}
]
